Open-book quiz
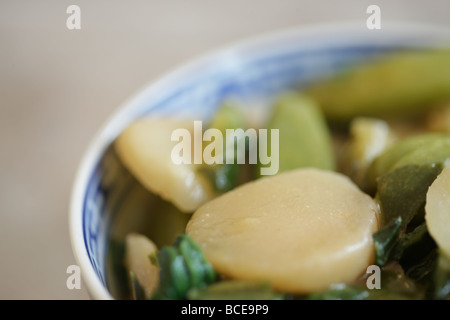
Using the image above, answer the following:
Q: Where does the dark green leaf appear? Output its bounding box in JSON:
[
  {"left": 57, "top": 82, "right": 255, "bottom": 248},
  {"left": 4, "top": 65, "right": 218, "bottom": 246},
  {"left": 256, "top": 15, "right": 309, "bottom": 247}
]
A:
[
  {"left": 394, "top": 223, "right": 437, "bottom": 278},
  {"left": 373, "top": 216, "right": 402, "bottom": 266},
  {"left": 376, "top": 163, "right": 443, "bottom": 230}
]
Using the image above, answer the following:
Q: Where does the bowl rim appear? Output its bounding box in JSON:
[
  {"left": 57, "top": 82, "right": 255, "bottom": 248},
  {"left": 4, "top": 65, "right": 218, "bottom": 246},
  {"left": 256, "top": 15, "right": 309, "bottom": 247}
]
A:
[{"left": 69, "top": 21, "right": 450, "bottom": 300}]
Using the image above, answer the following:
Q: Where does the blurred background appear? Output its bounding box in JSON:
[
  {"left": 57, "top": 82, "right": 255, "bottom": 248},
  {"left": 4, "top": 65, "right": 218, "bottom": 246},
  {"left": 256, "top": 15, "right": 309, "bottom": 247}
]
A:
[{"left": 0, "top": 0, "right": 449, "bottom": 299}]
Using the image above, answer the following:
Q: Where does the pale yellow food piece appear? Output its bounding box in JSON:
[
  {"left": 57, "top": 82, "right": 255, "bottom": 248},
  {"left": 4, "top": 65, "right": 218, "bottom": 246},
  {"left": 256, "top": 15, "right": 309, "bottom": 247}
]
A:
[
  {"left": 114, "top": 118, "right": 215, "bottom": 213},
  {"left": 186, "top": 168, "right": 380, "bottom": 294},
  {"left": 124, "top": 233, "right": 159, "bottom": 299},
  {"left": 346, "top": 117, "right": 394, "bottom": 189},
  {"left": 425, "top": 165, "right": 450, "bottom": 259}
]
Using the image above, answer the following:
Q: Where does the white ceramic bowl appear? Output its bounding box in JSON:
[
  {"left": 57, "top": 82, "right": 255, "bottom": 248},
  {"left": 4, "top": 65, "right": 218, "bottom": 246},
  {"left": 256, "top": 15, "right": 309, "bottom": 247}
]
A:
[{"left": 69, "top": 22, "right": 450, "bottom": 300}]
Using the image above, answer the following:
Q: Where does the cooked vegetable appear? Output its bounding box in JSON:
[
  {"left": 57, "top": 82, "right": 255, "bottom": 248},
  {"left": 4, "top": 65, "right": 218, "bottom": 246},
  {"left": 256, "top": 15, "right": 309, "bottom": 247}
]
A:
[
  {"left": 261, "top": 91, "right": 335, "bottom": 174},
  {"left": 208, "top": 100, "right": 247, "bottom": 136},
  {"left": 306, "top": 49, "right": 450, "bottom": 122},
  {"left": 111, "top": 47, "right": 450, "bottom": 300},
  {"left": 425, "top": 165, "right": 450, "bottom": 259},
  {"left": 114, "top": 118, "right": 216, "bottom": 213},
  {"left": 186, "top": 168, "right": 380, "bottom": 294},
  {"left": 376, "top": 164, "right": 443, "bottom": 230},
  {"left": 373, "top": 217, "right": 437, "bottom": 279},
  {"left": 124, "top": 233, "right": 160, "bottom": 299},
  {"left": 395, "top": 223, "right": 437, "bottom": 280},
  {"left": 366, "top": 133, "right": 449, "bottom": 190},
  {"left": 373, "top": 216, "right": 402, "bottom": 266},
  {"left": 345, "top": 117, "right": 394, "bottom": 190},
  {"left": 391, "top": 137, "right": 450, "bottom": 170},
  {"left": 199, "top": 101, "right": 248, "bottom": 193},
  {"left": 153, "top": 234, "right": 217, "bottom": 300},
  {"left": 187, "top": 280, "right": 284, "bottom": 300}
]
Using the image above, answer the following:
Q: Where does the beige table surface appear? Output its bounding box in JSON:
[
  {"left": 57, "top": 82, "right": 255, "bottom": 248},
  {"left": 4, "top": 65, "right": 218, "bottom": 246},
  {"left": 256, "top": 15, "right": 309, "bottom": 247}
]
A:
[{"left": 1, "top": 0, "right": 449, "bottom": 300}]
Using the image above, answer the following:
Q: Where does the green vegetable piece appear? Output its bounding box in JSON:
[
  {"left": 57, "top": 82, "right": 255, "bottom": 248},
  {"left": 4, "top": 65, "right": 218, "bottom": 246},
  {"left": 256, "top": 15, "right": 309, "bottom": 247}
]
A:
[
  {"left": 199, "top": 164, "right": 240, "bottom": 194},
  {"left": 395, "top": 223, "right": 437, "bottom": 275},
  {"left": 373, "top": 216, "right": 402, "bottom": 266},
  {"left": 154, "top": 234, "right": 217, "bottom": 300},
  {"left": 376, "top": 163, "right": 443, "bottom": 231},
  {"left": 170, "top": 255, "right": 191, "bottom": 298},
  {"left": 155, "top": 246, "right": 188, "bottom": 300},
  {"left": 201, "top": 101, "right": 247, "bottom": 193},
  {"left": 263, "top": 91, "right": 335, "bottom": 173},
  {"left": 177, "top": 238, "right": 204, "bottom": 288},
  {"left": 305, "top": 49, "right": 450, "bottom": 122},
  {"left": 367, "top": 133, "right": 447, "bottom": 188},
  {"left": 391, "top": 137, "right": 450, "bottom": 170},
  {"left": 187, "top": 280, "right": 284, "bottom": 300},
  {"left": 208, "top": 101, "right": 247, "bottom": 136},
  {"left": 176, "top": 234, "right": 216, "bottom": 287}
]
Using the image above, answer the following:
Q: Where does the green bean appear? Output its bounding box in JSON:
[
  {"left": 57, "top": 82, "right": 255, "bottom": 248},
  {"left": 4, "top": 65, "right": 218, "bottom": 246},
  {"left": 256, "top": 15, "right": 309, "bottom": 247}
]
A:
[{"left": 306, "top": 49, "right": 450, "bottom": 122}]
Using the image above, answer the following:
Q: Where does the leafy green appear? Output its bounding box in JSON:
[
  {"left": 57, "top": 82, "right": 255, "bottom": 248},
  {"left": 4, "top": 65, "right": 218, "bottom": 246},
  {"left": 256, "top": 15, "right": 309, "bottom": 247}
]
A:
[
  {"left": 367, "top": 133, "right": 447, "bottom": 189},
  {"left": 199, "top": 101, "right": 248, "bottom": 193},
  {"left": 199, "top": 161, "right": 240, "bottom": 194},
  {"left": 395, "top": 223, "right": 437, "bottom": 279},
  {"left": 376, "top": 163, "right": 443, "bottom": 231},
  {"left": 373, "top": 216, "right": 402, "bottom": 266},
  {"left": 152, "top": 234, "right": 217, "bottom": 300}
]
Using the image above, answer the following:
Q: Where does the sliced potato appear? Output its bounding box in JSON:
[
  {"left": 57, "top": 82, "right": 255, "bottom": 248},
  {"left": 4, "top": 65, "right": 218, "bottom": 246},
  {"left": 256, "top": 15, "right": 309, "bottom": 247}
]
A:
[
  {"left": 425, "top": 165, "right": 450, "bottom": 259},
  {"left": 124, "top": 233, "right": 159, "bottom": 299},
  {"left": 186, "top": 168, "right": 380, "bottom": 294},
  {"left": 114, "top": 117, "right": 216, "bottom": 213}
]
